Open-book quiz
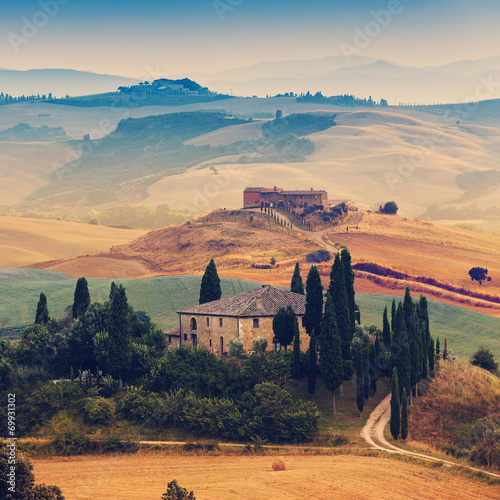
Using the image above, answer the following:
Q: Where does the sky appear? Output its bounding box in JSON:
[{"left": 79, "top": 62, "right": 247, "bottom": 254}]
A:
[{"left": 1, "top": 0, "right": 500, "bottom": 77}]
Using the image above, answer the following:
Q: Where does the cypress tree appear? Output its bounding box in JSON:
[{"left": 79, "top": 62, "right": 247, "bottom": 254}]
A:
[
  {"left": 70, "top": 365, "right": 74, "bottom": 382},
  {"left": 290, "top": 262, "right": 305, "bottom": 295},
  {"left": 390, "top": 367, "right": 400, "bottom": 440},
  {"left": 382, "top": 306, "right": 391, "bottom": 347},
  {"left": 401, "top": 387, "right": 408, "bottom": 444},
  {"left": 72, "top": 277, "right": 91, "bottom": 320},
  {"left": 199, "top": 258, "right": 222, "bottom": 304},
  {"left": 391, "top": 298, "right": 396, "bottom": 332},
  {"left": 356, "top": 351, "right": 364, "bottom": 416},
  {"left": 35, "top": 292, "right": 50, "bottom": 325},
  {"left": 428, "top": 336, "right": 435, "bottom": 372},
  {"left": 304, "top": 265, "right": 323, "bottom": 338},
  {"left": 273, "top": 305, "right": 295, "bottom": 350},
  {"left": 307, "top": 329, "right": 317, "bottom": 396},
  {"left": 340, "top": 248, "right": 357, "bottom": 330},
  {"left": 436, "top": 336, "right": 440, "bottom": 355},
  {"left": 370, "top": 343, "right": 377, "bottom": 395},
  {"left": 292, "top": 316, "right": 301, "bottom": 379},
  {"left": 107, "top": 283, "right": 132, "bottom": 389},
  {"left": 392, "top": 303, "right": 411, "bottom": 401},
  {"left": 328, "top": 254, "right": 351, "bottom": 369},
  {"left": 319, "top": 293, "right": 343, "bottom": 415}
]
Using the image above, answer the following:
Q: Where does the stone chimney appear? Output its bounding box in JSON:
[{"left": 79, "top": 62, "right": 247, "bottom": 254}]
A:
[{"left": 255, "top": 294, "right": 262, "bottom": 309}]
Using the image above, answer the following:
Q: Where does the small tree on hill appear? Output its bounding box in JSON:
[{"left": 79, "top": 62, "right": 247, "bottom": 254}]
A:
[
  {"left": 471, "top": 348, "right": 498, "bottom": 373},
  {"left": 468, "top": 267, "right": 491, "bottom": 286},
  {"left": 290, "top": 262, "right": 305, "bottom": 295},
  {"left": 390, "top": 367, "right": 400, "bottom": 440},
  {"left": 199, "top": 258, "right": 222, "bottom": 304},
  {"left": 379, "top": 201, "right": 398, "bottom": 215},
  {"left": 72, "top": 277, "right": 91, "bottom": 320},
  {"left": 35, "top": 292, "right": 50, "bottom": 325}
]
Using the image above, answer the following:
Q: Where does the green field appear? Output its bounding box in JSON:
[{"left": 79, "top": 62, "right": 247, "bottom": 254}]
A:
[{"left": 1, "top": 269, "right": 499, "bottom": 360}]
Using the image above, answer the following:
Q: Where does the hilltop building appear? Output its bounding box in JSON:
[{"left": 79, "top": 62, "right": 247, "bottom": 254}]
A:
[
  {"left": 243, "top": 186, "right": 328, "bottom": 209},
  {"left": 177, "top": 285, "right": 308, "bottom": 355}
]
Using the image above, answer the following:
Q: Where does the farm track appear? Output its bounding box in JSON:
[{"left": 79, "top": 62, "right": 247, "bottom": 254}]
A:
[{"left": 361, "top": 394, "right": 500, "bottom": 479}]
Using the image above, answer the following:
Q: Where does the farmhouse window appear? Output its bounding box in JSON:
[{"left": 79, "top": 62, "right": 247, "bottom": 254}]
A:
[
  {"left": 219, "top": 318, "right": 223, "bottom": 327},
  {"left": 183, "top": 334, "right": 187, "bottom": 341},
  {"left": 192, "top": 334, "right": 198, "bottom": 348},
  {"left": 273, "top": 337, "right": 281, "bottom": 351},
  {"left": 206, "top": 317, "right": 210, "bottom": 327},
  {"left": 301, "top": 317, "right": 306, "bottom": 327},
  {"left": 253, "top": 318, "right": 259, "bottom": 328},
  {"left": 209, "top": 338, "right": 212, "bottom": 347},
  {"left": 190, "top": 318, "right": 197, "bottom": 331}
]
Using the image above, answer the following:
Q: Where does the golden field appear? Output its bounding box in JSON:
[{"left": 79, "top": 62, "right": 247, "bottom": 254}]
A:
[{"left": 31, "top": 453, "right": 500, "bottom": 500}]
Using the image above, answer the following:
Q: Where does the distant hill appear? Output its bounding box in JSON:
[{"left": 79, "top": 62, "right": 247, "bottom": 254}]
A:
[
  {"left": 0, "top": 68, "right": 140, "bottom": 98},
  {"left": 0, "top": 123, "right": 68, "bottom": 142}
]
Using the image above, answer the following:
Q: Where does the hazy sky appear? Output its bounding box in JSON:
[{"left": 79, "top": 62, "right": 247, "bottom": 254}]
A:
[{"left": 1, "top": 0, "right": 500, "bottom": 77}]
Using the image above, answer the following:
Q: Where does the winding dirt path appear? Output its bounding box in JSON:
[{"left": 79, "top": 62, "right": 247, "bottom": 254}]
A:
[{"left": 361, "top": 394, "right": 500, "bottom": 479}]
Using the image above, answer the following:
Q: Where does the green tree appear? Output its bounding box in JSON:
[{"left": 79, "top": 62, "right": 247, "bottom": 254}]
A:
[
  {"left": 328, "top": 254, "right": 351, "bottom": 368},
  {"left": 272, "top": 306, "right": 296, "bottom": 350},
  {"left": 370, "top": 343, "right": 377, "bottom": 395},
  {"left": 304, "top": 266, "right": 323, "bottom": 338},
  {"left": 379, "top": 201, "right": 398, "bottom": 215},
  {"left": 428, "top": 337, "right": 435, "bottom": 373},
  {"left": 106, "top": 284, "right": 132, "bottom": 389},
  {"left": 161, "top": 479, "right": 196, "bottom": 500},
  {"left": 307, "top": 329, "right": 317, "bottom": 396},
  {"left": 382, "top": 305, "right": 391, "bottom": 347},
  {"left": 471, "top": 348, "right": 498, "bottom": 373},
  {"left": 290, "top": 262, "right": 304, "bottom": 295},
  {"left": 390, "top": 367, "right": 400, "bottom": 440},
  {"left": 35, "top": 292, "right": 50, "bottom": 325},
  {"left": 199, "top": 258, "right": 222, "bottom": 304},
  {"left": 391, "top": 298, "right": 396, "bottom": 332},
  {"left": 436, "top": 336, "right": 440, "bottom": 355},
  {"left": 291, "top": 316, "right": 301, "bottom": 379},
  {"left": 340, "top": 248, "right": 357, "bottom": 330},
  {"left": 72, "top": 277, "right": 91, "bottom": 320},
  {"left": 468, "top": 267, "right": 491, "bottom": 286},
  {"left": 356, "top": 351, "right": 364, "bottom": 416},
  {"left": 401, "top": 387, "right": 408, "bottom": 444},
  {"left": 319, "top": 293, "right": 343, "bottom": 415},
  {"left": 391, "top": 303, "right": 410, "bottom": 400}
]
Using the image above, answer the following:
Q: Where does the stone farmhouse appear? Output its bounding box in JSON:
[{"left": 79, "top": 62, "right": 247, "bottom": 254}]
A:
[
  {"left": 177, "top": 285, "right": 308, "bottom": 355},
  {"left": 243, "top": 186, "right": 328, "bottom": 209}
]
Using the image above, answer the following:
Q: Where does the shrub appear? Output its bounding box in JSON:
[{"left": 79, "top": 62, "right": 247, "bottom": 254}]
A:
[
  {"left": 306, "top": 249, "right": 331, "bottom": 263},
  {"left": 379, "top": 201, "right": 398, "bottom": 214},
  {"left": 161, "top": 479, "right": 196, "bottom": 500},
  {"left": 101, "top": 375, "right": 119, "bottom": 397},
  {"left": 53, "top": 427, "right": 90, "bottom": 455},
  {"left": 272, "top": 457, "right": 286, "bottom": 471},
  {"left": 82, "top": 397, "right": 115, "bottom": 425},
  {"left": 31, "top": 484, "right": 65, "bottom": 500},
  {"left": 228, "top": 338, "right": 245, "bottom": 359},
  {"left": 117, "top": 386, "right": 160, "bottom": 422},
  {"left": 470, "top": 348, "right": 498, "bottom": 373}
]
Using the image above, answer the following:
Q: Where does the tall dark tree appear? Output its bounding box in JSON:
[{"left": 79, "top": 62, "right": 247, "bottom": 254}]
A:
[
  {"left": 356, "top": 350, "right": 364, "bottom": 416},
  {"left": 391, "top": 303, "right": 411, "bottom": 400},
  {"left": 291, "top": 316, "right": 301, "bottom": 379},
  {"left": 304, "top": 265, "right": 323, "bottom": 338},
  {"left": 290, "top": 262, "right": 305, "bottom": 295},
  {"left": 307, "top": 329, "right": 317, "bottom": 396},
  {"left": 72, "top": 277, "right": 91, "bottom": 320},
  {"left": 391, "top": 298, "right": 396, "bottom": 332},
  {"left": 428, "top": 336, "right": 435, "bottom": 372},
  {"left": 319, "top": 293, "right": 343, "bottom": 415},
  {"left": 35, "top": 292, "right": 49, "bottom": 325},
  {"left": 401, "top": 387, "right": 408, "bottom": 443},
  {"left": 370, "top": 343, "right": 377, "bottom": 395},
  {"left": 328, "top": 254, "right": 351, "bottom": 368},
  {"left": 390, "top": 367, "right": 400, "bottom": 440},
  {"left": 199, "top": 258, "right": 222, "bottom": 304},
  {"left": 340, "top": 248, "right": 357, "bottom": 329},
  {"left": 107, "top": 283, "right": 132, "bottom": 389},
  {"left": 272, "top": 305, "right": 296, "bottom": 350},
  {"left": 382, "top": 306, "right": 391, "bottom": 347},
  {"left": 436, "top": 336, "right": 440, "bottom": 355}
]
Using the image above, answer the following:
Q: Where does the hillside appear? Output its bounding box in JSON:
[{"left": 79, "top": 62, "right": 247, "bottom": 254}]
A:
[
  {"left": 325, "top": 213, "right": 500, "bottom": 315},
  {"left": 30, "top": 210, "right": 321, "bottom": 278}
]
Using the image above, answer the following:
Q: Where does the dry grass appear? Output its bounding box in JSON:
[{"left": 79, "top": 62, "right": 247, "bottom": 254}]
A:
[
  {"left": 271, "top": 457, "right": 286, "bottom": 471},
  {"left": 0, "top": 216, "right": 146, "bottom": 269},
  {"left": 31, "top": 453, "right": 500, "bottom": 500}
]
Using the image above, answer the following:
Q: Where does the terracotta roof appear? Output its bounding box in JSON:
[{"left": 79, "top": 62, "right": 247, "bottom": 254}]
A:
[
  {"left": 281, "top": 190, "right": 327, "bottom": 196},
  {"left": 178, "top": 285, "right": 305, "bottom": 317},
  {"left": 244, "top": 187, "right": 283, "bottom": 193}
]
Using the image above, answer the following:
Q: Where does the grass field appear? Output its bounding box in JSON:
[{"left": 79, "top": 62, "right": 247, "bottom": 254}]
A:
[
  {"left": 31, "top": 452, "right": 500, "bottom": 500},
  {"left": 1, "top": 269, "right": 498, "bottom": 360}
]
